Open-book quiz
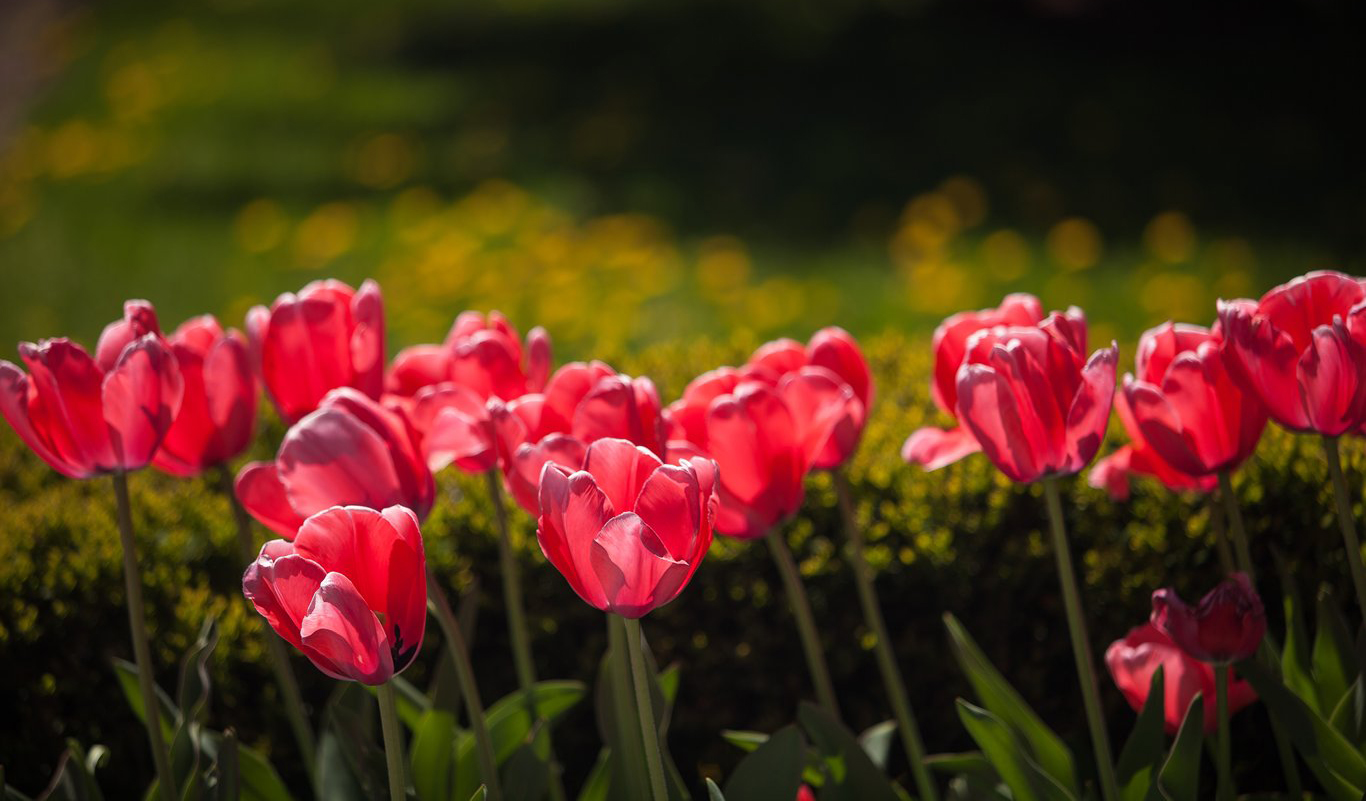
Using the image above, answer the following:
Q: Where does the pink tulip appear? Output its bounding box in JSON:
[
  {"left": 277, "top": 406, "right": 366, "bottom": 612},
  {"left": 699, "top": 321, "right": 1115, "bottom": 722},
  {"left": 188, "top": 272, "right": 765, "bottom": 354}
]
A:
[
  {"left": 1151, "top": 573, "right": 1266, "bottom": 664},
  {"left": 404, "top": 384, "right": 541, "bottom": 474},
  {"left": 903, "top": 293, "right": 1046, "bottom": 470},
  {"left": 1091, "top": 321, "right": 1267, "bottom": 498},
  {"left": 748, "top": 327, "right": 874, "bottom": 469},
  {"left": 1219, "top": 271, "right": 1366, "bottom": 436},
  {"left": 235, "top": 388, "right": 434, "bottom": 538},
  {"left": 386, "top": 310, "right": 551, "bottom": 401},
  {"left": 152, "top": 316, "right": 257, "bottom": 477},
  {"left": 924, "top": 307, "right": 1117, "bottom": 484},
  {"left": 246, "top": 279, "right": 384, "bottom": 424},
  {"left": 536, "top": 438, "right": 716, "bottom": 617},
  {"left": 0, "top": 300, "right": 184, "bottom": 478},
  {"left": 1106, "top": 622, "right": 1256, "bottom": 734},
  {"left": 242, "top": 505, "right": 426, "bottom": 684}
]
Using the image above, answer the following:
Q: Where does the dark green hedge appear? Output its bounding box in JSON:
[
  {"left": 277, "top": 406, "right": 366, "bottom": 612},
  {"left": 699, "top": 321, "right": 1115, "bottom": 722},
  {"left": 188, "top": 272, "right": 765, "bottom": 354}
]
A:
[{"left": 1, "top": 331, "right": 1362, "bottom": 797}]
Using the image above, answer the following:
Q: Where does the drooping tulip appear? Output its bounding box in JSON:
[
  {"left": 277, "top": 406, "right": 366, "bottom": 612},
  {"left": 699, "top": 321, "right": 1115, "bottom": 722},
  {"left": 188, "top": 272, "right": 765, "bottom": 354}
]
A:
[
  {"left": 1106, "top": 622, "right": 1256, "bottom": 734},
  {"left": 536, "top": 438, "right": 716, "bottom": 617},
  {"left": 1151, "top": 573, "right": 1266, "bottom": 664},
  {"left": 386, "top": 310, "right": 551, "bottom": 400},
  {"left": 1090, "top": 321, "right": 1267, "bottom": 498},
  {"left": 246, "top": 279, "right": 384, "bottom": 424},
  {"left": 1219, "top": 271, "right": 1366, "bottom": 436},
  {"left": 903, "top": 293, "right": 1045, "bottom": 469},
  {"left": 938, "top": 308, "right": 1117, "bottom": 484},
  {"left": 0, "top": 300, "right": 184, "bottom": 478},
  {"left": 242, "top": 505, "right": 426, "bottom": 684},
  {"left": 236, "top": 388, "right": 434, "bottom": 538},
  {"left": 748, "top": 327, "right": 874, "bottom": 469},
  {"left": 152, "top": 316, "right": 257, "bottom": 477}
]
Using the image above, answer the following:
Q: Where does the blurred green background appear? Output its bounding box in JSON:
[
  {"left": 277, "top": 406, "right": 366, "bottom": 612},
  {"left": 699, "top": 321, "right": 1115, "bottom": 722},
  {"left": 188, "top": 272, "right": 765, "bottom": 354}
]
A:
[{"left": 2, "top": 0, "right": 1363, "bottom": 356}]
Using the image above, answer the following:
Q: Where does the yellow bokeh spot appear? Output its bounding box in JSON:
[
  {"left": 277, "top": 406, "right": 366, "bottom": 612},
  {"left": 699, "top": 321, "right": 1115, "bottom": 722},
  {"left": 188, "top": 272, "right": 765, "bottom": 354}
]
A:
[
  {"left": 940, "top": 175, "right": 988, "bottom": 229},
  {"left": 1139, "top": 271, "right": 1207, "bottom": 322},
  {"left": 105, "top": 61, "right": 163, "bottom": 121},
  {"left": 979, "top": 229, "right": 1030, "bottom": 282},
  {"left": 1046, "top": 217, "right": 1102, "bottom": 271},
  {"left": 46, "top": 120, "right": 99, "bottom": 178},
  {"left": 233, "top": 199, "right": 288, "bottom": 253},
  {"left": 1143, "top": 211, "right": 1196, "bottom": 264},
  {"left": 906, "top": 261, "right": 969, "bottom": 314},
  {"left": 293, "top": 202, "right": 358, "bottom": 266},
  {"left": 350, "top": 133, "right": 418, "bottom": 190},
  {"left": 696, "top": 236, "right": 751, "bottom": 300},
  {"left": 1209, "top": 237, "right": 1257, "bottom": 301}
]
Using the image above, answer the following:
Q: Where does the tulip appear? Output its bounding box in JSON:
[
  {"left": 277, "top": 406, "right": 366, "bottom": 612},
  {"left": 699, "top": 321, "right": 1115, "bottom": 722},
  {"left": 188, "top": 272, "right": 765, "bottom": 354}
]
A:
[
  {"left": 236, "top": 388, "right": 434, "bottom": 537},
  {"left": 748, "top": 326, "right": 874, "bottom": 469},
  {"left": 242, "top": 505, "right": 426, "bottom": 684},
  {"left": 0, "top": 299, "right": 185, "bottom": 800},
  {"left": 1106, "top": 623, "right": 1256, "bottom": 734},
  {"left": 902, "top": 293, "right": 1044, "bottom": 470},
  {"left": 1151, "top": 573, "right": 1266, "bottom": 665},
  {"left": 247, "top": 279, "right": 384, "bottom": 424},
  {"left": 0, "top": 300, "right": 184, "bottom": 478},
  {"left": 152, "top": 315, "right": 257, "bottom": 477},
  {"left": 386, "top": 310, "right": 551, "bottom": 401},
  {"left": 536, "top": 438, "right": 716, "bottom": 618}
]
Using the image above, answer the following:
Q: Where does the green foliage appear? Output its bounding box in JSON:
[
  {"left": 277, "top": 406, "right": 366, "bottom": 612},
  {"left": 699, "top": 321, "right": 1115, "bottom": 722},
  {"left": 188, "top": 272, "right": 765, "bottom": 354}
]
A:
[{"left": 2, "top": 330, "right": 1365, "bottom": 797}]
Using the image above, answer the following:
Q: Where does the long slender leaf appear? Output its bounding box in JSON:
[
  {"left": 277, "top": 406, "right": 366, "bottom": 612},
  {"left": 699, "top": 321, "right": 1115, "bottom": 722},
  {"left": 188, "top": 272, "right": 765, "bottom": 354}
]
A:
[
  {"left": 411, "top": 710, "right": 458, "bottom": 801},
  {"left": 1312, "top": 588, "right": 1357, "bottom": 715},
  {"left": 1156, "top": 694, "right": 1202, "bottom": 801},
  {"left": 704, "top": 778, "right": 726, "bottom": 801},
  {"left": 1116, "top": 666, "right": 1166, "bottom": 801},
  {"left": 722, "top": 725, "right": 805, "bottom": 801},
  {"left": 577, "top": 749, "right": 611, "bottom": 801},
  {"left": 1280, "top": 569, "right": 1318, "bottom": 711},
  {"left": 799, "top": 702, "right": 903, "bottom": 801},
  {"left": 955, "top": 701, "right": 1072, "bottom": 801}
]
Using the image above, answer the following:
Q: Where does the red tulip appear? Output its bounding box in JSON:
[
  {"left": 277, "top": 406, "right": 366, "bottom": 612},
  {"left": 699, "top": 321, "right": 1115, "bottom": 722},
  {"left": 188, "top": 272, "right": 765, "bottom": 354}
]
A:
[
  {"left": 152, "top": 316, "right": 257, "bottom": 477},
  {"left": 537, "top": 438, "right": 716, "bottom": 617},
  {"left": 405, "top": 384, "right": 541, "bottom": 474},
  {"left": 748, "top": 327, "right": 873, "bottom": 469},
  {"left": 1091, "top": 321, "right": 1268, "bottom": 498},
  {"left": 925, "top": 307, "right": 1117, "bottom": 484},
  {"left": 1219, "top": 271, "right": 1366, "bottom": 436},
  {"left": 386, "top": 310, "right": 551, "bottom": 401},
  {"left": 235, "top": 388, "right": 435, "bottom": 538},
  {"left": 242, "top": 505, "right": 426, "bottom": 684},
  {"left": 796, "top": 786, "right": 817, "bottom": 801},
  {"left": 246, "top": 279, "right": 384, "bottom": 424},
  {"left": 1106, "top": 622, "right": 1256, "bottom": 734},
  {"left": 1151, "top": 573, "right": 1266, "bottom": 664},
  {"left": 903, "top": 293, "right": 1046, "bottom": 470},
  {"left": 0, "top": 300, "right": 184, "bottom": 478}
]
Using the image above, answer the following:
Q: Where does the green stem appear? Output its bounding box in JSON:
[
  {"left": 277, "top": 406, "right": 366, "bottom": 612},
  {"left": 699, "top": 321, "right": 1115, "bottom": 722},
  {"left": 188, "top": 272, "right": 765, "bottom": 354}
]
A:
[
  {"left": 113, "top": 472, "right": 178, "bottom": 801},
  {"left": 607, "top": 616, "right": 649, "bottom": 798},
  {"left": 220, "top": 468, "right": 318, "bottom": 791},
  {"left": 622, "top": 617, "right": 669, "bottom": 801},
  {"left": 1208, "top": 484, "right": 1235, "bottom": 577},
  {"left": 484, "top": 470, "right": 567, "bottom": 801},
  {"left": 765, "top": 530, "right": 841, "bottom": 720},
  {"left": 1217, "top": 472, "right": 1255, "bottom": 582},
  {"left": 377, "top": 682, "right": 407, "bottom": 801},
  {"left": 1214, "top": 666, "right": 1232, "bottom": 801},
  {"left": 1324, "top": 436, "right": 1366, "bottom": 623},
  {"left": 834, "top": 471, "right": 938, "bottom": 801},
  {"left": 1041, "top": 477, "right": 1119, "bottom": 801},
  {"left": 427, "top": 574, "right": 503, "bottom": 801}
]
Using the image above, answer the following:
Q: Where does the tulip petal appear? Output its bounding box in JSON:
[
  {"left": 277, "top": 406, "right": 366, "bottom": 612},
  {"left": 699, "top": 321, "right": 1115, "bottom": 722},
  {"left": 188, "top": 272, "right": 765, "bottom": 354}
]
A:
[
  {"left": 1125, "top": 380, "right": 1206, "bottom": 478},
  {"left": 574, "top": 376, "right": 643, "bottom": 445},
  {"left": 386, "top": 345, "right": 452, "bottom": 397},
  {"left": 20, "top": 339, "right": 117, "bottom": 475},
  {"left": 590, "top": 512, "right": 690, "bottom": 618},
  {"left": 537, "top": 466, "right": 614, "bottom": 609},
  {"left": 102, "top": 335, "right": 183, "bottom": 470},
  {"left": 1062, "top": 344, "right": 1118, "bottom": 474},
  {"left": 956, "top": 363, "right": 1039, "bottom": 483},
  {"left": 809, "top": 326, "right": 873, "bottom": 409},
  {"left": 1218, "top": 301, "right": 1310, "bottom": 431},
  {"left": 277, "top": 406, "right": 408, "bottom": 518},
  {"left": 633, "top": 464, "right": 701, "bottom": 559},
  {"left": 525, "top": 326, "right": 552, "bottom": 392},
  {"left": 778, "top": 367, "right": 855, "bottom": 470},
  {"left": 507, "top": 433, "right": 587, "bottom": 514},
  {"left": 582, "top": 437, "right": 662, "bottom": 514},
  {"left": 236, "top": 462, "right": 308, "bottom": 538},
  {"left": 300, "top": 572, "right": 394, "bottom": 684},
  {"left": 540, "top": 361, "right": 616, "bottom": 436},
  {"left": 243, "top": 548, "right": 323, "bottom": 652},
  {"left": 349, "top": 280, "right": 386, "bottom": 400},
  {"left": 1297, "top": 322, "right": 1366, "bottom": 436},
  {"left": 901, "top": 425, "right": 982, "bottom": 470},
  {"left": 0, "top": 360, "right": 84, "bottom": 477},
  {"left": 451, "top": 331, "right": 525, "bottom": 401}
]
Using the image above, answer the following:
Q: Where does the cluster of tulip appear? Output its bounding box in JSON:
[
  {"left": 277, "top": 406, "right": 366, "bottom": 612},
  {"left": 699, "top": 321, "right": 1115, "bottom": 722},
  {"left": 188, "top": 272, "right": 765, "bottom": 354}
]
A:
[{"left": 3, "top": 270, "right": 1366, "bottom": 800}]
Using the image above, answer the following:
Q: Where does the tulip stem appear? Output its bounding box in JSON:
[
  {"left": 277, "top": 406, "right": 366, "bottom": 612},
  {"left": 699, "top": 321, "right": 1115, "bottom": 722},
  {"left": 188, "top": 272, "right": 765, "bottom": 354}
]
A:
[
  {"left": 834, "top": 471, "right": 938, "bottom": 801},
  {"left": 1324, "top": 437, "right": 1366, "bottom": 624},
  {"left": 483, "top": 470, "right": 568, "bottom": 801},
  {"left": 1208, "top": 485, "right": 1236, "bottom": 576},
  {"left": 766, "top": 529, "right": 842, "bottom": 721},
  {"left": 1217, "top": 472, "right": 1255, "bottom": 582},
  {"left": 112, "top": 472, "right": 178, "bottom": 801},
  {"left": 607, "top": 616, "right": 650, "bottom": 798},
  {"left": 1041, "top": 477, "right": 1119, "bottom": 801},
  {"left": 1214, "top": 666, "right": 1233, "bottom": 801},
  {"left": 622, "top": 617, "right": 670, "bottom": 801},
  {"left": 377, "top": 682, "right": 407, "bottom": 801},
  {"left": 219, "top": 468, "right": 318, "bottom": 791},
  {"left": 427, "top": 575, "right": 503, "bottom": 801}
]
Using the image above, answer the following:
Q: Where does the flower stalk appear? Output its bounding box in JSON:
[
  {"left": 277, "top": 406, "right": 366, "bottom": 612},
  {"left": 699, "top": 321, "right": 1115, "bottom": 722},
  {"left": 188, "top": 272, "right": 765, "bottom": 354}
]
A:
[{"left": 766, "top": 528, "right": 841, "bottom": 720}]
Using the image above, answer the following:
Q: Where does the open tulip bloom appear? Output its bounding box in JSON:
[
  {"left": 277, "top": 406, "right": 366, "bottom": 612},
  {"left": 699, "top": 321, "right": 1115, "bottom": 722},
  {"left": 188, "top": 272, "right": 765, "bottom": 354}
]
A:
[
  {"left": 1106, "top": 622, "right": 1256, "bottom": 735},
  {"left": 152, "top": 315, "right": 257, "bottom": 478},
  {"left": 247, "top": 278, "right": 385, "bottom": 424},
  {"left": 387, "top": 309, "right": 552, "bottom": 400}
]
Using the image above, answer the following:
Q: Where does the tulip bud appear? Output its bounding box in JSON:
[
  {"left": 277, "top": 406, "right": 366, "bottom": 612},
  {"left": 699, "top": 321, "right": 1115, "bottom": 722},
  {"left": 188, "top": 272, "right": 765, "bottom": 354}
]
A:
[{"left": 1151, "top": 573, "right": 1266, "bottom": 664}]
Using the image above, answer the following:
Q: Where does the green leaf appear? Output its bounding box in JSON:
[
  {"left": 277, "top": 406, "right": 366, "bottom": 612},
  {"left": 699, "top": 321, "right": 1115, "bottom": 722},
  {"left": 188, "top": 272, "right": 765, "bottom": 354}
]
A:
[
  {"left": 799, "top": 702, "right": 901, "bottom": 801},
  {"left": 577, "top": 748, "right": 611, "bottom": 801},
  {"left": 318, "top": 685, "right": 384, "bottom": 801},
  {"left": 704, "top": 778, "right": 726, "bottom": 801},
  {"left": 857, "top": 721, "right": 896, "bottom": 771},
  {"left": 924, "top": 752, "right": 995, "bottom": 777},
  {"left": 210, "top": 730, "right": 238, "bottom": 801},
  {"left": 451, "top": 680, "right": 587, "bottom": 801},
  {"left": 955, "top": 701, "right": 1072, "bottom": 801},
  {"left": 501, "top": 740, "right": 550, "bottom": 801},
  {"left": 39, "top": 740, "right": 106, "bottom": 801},
  {"left": 944, "top": 615, "right": 1078, "bottom": 795},
  {"left": 468, "top": 788, "right": 488, "bottom": 801},
  {"left": 411, "top": 710, "right": 458, "bottom": 801},
  {"left": 1328, "top": 676, "right": 1366, "bottom": 747},
  {"left": 722, "top": 725, "right": 805, "bottom": 801},
  {"left": 721, "top": 730, "right": 769, "bottom": 753},
  {"left": 1240, "top": 657, "right": 1366, "bottom": 800},
  {"left": 1312, "top": 587, "right": 1357, "bottom": 714},
  {"left": 1155, "top": 694, "right": 1202, "bottom": 801},
  {"left": 169, "top": 618, "right": 220, "bottom": 800},
  {"left": 1115, "top": 665, "right": 1166, "bottom": 801},
  {"left": 112, "top": 658, "right": 178, "bottom": 745},
  {"left": 1281, "top": 570, "right": 1319, "bottom": 712}
]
